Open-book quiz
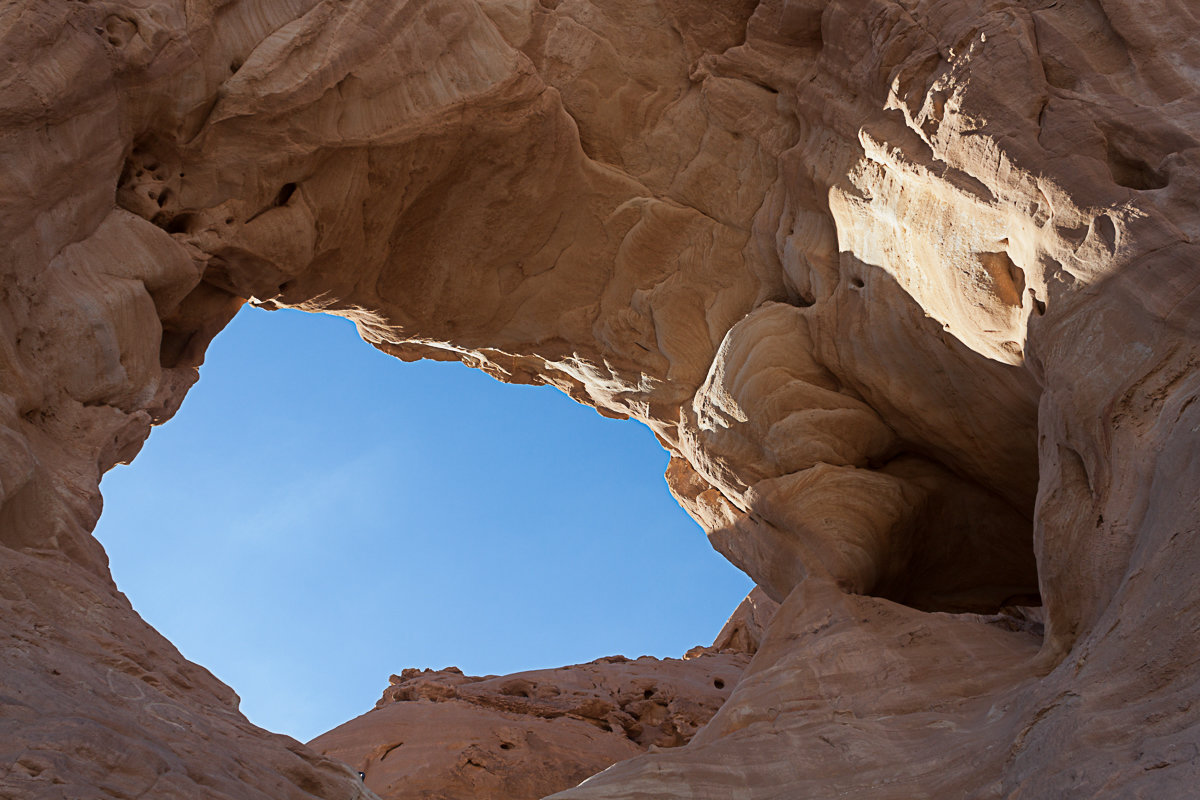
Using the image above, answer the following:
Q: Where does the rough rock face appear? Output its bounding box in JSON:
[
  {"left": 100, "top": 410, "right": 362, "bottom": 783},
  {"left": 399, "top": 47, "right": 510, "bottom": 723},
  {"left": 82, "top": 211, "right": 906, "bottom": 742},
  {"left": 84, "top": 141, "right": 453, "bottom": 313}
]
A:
[
  {"left": 305, "top": 588, "right": 775, "bottom": 799},
  {"left": 2, "top": 0, "right": 1199, "bottom": 798},
  {"left": 310, "top": 651, "right": 751, "bottom": 800}
]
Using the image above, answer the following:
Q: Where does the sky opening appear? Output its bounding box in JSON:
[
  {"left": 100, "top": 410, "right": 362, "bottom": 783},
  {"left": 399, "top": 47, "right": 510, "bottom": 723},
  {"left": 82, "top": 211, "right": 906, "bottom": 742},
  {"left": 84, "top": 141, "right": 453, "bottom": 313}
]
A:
[{"left": 92, "top": 306, "right": 753, "bottom": 743}]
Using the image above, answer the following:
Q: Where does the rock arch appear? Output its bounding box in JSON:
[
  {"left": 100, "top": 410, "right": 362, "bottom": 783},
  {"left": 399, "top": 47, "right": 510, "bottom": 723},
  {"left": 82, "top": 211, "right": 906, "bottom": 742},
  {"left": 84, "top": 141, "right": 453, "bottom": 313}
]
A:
[{"left": 1, "top": 0, "right": 1198, "bottom": 797}]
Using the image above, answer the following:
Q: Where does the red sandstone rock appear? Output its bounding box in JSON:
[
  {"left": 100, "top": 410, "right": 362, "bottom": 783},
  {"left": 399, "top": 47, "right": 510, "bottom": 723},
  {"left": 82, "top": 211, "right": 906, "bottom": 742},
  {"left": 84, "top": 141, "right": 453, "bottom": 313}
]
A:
[{"left": 2, "top": 0, "right": 1199, "bottom": 797}]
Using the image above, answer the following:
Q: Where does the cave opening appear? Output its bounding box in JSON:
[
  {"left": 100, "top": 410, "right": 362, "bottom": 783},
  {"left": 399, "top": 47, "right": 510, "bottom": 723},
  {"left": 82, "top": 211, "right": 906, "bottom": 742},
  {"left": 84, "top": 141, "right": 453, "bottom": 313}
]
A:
[
  {"left": 824, "top": 257, "right": 1047, "bottom": 620},
  {"left": 860, "top": 435, "right": 1044, "bottom": 620},
  {"left": 93, "top": 305, "right": 753, "bottom": 743}
]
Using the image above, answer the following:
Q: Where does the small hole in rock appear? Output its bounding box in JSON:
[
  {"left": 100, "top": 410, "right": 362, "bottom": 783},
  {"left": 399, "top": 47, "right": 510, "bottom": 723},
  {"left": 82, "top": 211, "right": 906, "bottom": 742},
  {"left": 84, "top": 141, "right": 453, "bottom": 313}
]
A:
[
  {"left": 274, "top": 182, "right": 297, "bottom": 207},
  {"left": 164, "top": 213, "right": 196, "bottom": 235},
  {"left": 713, "top": 679, "right": 726, "bottom": 690},
  {"left": 643, "top": 688, "right": 654, "bottom": 699},
  {"left": 850, "top": 277, "right": 865, "bottom": 289},
  {"left": 500, "top": 743, "right": 514, "bottom": 750},
  {"left": 1105, "top": 140, "right": 1168, "bottom": 191}
]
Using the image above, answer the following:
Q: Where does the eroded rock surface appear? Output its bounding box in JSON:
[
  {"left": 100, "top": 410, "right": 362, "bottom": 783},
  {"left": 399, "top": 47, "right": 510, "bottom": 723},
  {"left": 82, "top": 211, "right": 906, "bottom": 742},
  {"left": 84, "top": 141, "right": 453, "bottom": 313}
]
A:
[
  {"left": 310, "top": 651, "right": 750, "bottom": 800},
  {"left": 2, "top": 0, "right": 1199, "bottom": 797}
]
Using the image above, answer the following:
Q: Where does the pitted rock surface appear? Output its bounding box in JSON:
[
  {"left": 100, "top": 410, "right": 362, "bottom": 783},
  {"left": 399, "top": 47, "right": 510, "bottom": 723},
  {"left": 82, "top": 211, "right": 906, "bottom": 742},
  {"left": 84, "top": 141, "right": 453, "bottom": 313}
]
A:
[{"left": 310, "top": 652, "right": 750, "bottom": 800}]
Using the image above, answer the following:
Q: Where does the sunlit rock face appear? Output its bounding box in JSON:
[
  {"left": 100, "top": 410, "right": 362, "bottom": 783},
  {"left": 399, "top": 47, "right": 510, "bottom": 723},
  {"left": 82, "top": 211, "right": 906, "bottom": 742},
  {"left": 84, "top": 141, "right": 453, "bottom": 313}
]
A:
[
  {"left": 310, "top": 651, "right": 752, "bottom": 800},
  {"left": 305, "top": 591, "right": 776, "bottom": 800},
  {"left": 2, "top": 0, "right": 1199, "bottom": 797}
]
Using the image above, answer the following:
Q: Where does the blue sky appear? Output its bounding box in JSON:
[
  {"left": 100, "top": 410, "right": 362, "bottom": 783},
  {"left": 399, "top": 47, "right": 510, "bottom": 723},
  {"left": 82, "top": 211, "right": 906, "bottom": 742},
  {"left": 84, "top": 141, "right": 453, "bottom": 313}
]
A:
[{"left": 93, "top": 306, "right": 753, "bottom": 743}]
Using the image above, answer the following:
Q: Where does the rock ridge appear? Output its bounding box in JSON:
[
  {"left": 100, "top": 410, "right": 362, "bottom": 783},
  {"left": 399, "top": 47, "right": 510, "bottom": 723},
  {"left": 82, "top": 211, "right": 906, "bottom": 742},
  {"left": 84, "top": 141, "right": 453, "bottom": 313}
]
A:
[{"left": 311, "top": 649, "right": 752, "bottom": 800}]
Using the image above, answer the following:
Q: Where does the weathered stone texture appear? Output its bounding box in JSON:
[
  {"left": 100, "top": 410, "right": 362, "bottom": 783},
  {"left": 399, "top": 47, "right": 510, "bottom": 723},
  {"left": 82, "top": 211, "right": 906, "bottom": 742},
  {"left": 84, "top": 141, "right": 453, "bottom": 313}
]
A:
[
  {"left": 310, "top": 651, "right": 751, "bottom": 800},
  {"left": 2, "top": 0, "right": 1198, "bottom": 797}
]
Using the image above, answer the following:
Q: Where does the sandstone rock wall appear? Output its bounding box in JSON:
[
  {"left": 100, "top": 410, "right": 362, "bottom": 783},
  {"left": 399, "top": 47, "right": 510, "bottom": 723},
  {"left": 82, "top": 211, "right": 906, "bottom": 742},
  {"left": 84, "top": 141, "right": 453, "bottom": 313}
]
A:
[{"left": 1, "top": 0, "right": 1198, "bottom": 797}]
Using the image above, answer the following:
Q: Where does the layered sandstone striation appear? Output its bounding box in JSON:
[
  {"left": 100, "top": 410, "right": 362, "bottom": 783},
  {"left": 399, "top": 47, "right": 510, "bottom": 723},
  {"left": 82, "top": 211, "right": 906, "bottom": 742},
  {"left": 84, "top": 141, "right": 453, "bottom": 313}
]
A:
[{"left": 2, "top": 0, "right": 1199, "bottom": 798}]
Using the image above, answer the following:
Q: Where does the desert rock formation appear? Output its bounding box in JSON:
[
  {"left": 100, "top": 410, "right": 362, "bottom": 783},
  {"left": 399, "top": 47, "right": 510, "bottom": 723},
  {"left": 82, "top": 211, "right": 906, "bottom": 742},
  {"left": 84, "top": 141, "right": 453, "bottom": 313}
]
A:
[
  {"left": 305, "top": 588, "right": 775, "bottom": 800},
  {"left": 310, "top": 651, "right": 751, "bottom": 800},
  {"left": 2, "top": 0, "right": 1199, "bottom": 798}
]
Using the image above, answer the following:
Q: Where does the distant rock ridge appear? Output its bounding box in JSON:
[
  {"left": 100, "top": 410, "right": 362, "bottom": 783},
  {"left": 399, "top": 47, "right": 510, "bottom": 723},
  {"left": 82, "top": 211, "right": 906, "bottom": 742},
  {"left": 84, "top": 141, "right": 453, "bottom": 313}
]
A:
[
  {"left": 309, "top": 589, "right": 776, "bottom": 799},
  {"left": 2, "top": 0, "right": 1199, "bottom": 797},
  {"left": 310, "top": 654, "right": 750, "bottom": 799}
]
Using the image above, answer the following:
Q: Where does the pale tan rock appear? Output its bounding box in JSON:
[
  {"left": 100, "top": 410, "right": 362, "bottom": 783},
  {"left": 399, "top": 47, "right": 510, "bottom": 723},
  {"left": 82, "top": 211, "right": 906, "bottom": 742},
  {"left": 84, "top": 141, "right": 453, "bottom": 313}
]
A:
[
  {"left": 707, "top": 586, "right": 780, "bottom": 656},
  {"left": 309, "top": 654, "right": 749, "bottom": 800},
  {"left": 1, "top": 0, "right": 1199, "bottom": 797}
]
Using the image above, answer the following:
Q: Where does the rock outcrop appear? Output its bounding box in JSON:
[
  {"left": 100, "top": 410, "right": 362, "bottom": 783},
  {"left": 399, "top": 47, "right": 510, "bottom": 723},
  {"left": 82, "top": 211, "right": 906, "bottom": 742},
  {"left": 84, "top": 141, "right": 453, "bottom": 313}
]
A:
[
  {"left": 2, "top": 0, "right": 1199, "bottom": 798},
  {"left": 305, "top": 588, "right": 775, "bottom": 799},
  {"left": 310, "top": 651, "right": 751, "bottom": 800}
]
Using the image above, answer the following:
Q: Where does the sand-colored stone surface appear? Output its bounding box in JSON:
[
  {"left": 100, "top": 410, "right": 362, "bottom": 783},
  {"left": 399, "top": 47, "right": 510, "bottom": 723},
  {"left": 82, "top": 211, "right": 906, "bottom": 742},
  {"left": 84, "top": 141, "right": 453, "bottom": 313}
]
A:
[
  {"left": 310, "top": 650, "right": 750, "bottom": 800},
  {"left": 2, "top": 0, "right": 1199, "bottom": 797}
]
